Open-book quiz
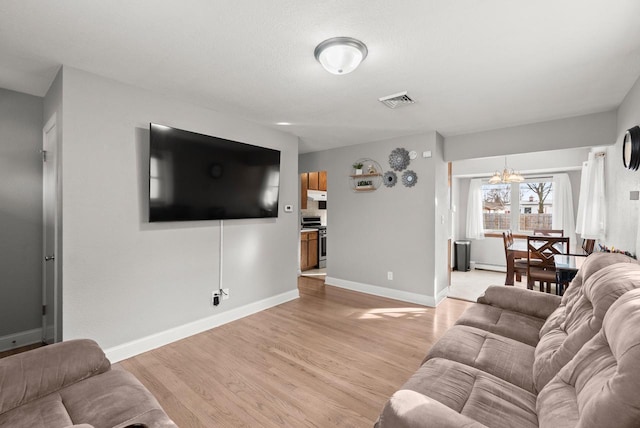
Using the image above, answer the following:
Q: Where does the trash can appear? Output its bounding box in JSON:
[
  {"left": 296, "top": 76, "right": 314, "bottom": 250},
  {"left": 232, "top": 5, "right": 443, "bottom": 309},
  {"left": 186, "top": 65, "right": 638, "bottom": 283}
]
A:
[{"left": 455, "top": 240, "right": 471, "bottom": 272}]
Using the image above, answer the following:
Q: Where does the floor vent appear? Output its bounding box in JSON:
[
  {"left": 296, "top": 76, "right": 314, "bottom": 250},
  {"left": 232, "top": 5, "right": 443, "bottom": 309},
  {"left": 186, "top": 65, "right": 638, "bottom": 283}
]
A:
[{"left": 378, "top": 91, "right": 415, "bottom": 109}]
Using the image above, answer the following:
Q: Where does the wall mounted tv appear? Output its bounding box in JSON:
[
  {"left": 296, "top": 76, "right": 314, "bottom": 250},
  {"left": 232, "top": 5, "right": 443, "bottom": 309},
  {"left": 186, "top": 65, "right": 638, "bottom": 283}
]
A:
[{"left": 149, "top": 123, "right": 281, "bottom": 222}]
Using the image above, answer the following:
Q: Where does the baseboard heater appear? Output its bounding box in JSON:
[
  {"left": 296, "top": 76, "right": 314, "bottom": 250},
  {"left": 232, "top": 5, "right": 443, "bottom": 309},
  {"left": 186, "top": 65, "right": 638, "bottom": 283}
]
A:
[{"left": 473, "top": 263, "right": 506, "bottom": 273}]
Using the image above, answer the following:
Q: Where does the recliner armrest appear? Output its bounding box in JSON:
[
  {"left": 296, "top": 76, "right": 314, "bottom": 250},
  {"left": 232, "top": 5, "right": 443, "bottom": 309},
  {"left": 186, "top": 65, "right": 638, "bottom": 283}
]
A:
[
  {"left": 0, "top": 339, "right": 110, "bottom": 415},
  {"left": 477, "top": 286, "right": 561, "bottom": 319},
  {"left": 376, "top": 389, "right": 488, "bottom": 428}
]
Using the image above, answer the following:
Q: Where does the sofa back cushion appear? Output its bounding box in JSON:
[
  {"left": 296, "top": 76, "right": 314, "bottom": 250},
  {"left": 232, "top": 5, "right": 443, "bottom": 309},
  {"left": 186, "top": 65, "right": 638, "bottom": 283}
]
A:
[
  {"left": 536, "top": 288, "right": 640, "bottom": 428},
  {"left": 0, "top": 339, "right": 110, "bottom": 415},
  {"left": 539, "top": 252, "right": 637, "bottom": 338},
  {"left": 532, "top": 262, "right": 640, "bottom": 392}
]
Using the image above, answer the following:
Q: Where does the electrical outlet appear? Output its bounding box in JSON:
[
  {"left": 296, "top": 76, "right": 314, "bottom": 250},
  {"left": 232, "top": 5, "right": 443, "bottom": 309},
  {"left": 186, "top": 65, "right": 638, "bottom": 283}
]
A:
[
  {"left": 387, "top": 271, "right": 393, "bottom": 280},
  {"left": 222, "top": 288, "right": 229, "bottom": 300}
]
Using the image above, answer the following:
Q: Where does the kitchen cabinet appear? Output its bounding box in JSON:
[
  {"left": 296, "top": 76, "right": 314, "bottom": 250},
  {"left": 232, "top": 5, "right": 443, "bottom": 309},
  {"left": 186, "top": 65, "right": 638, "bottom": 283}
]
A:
[
  {"left": 308, "top": 171, "right": 319, "bottom": 190},
  {"left": 300, "top": 230, "right": 318, "bottom": 271},
  {"left": 300, "top": 173, "right": 308, "bottom": 210},
  {"left": 319, "top": 171, "right": 327, "bottom": 191},
  {"left": 301, "top": 170, "right": 327, "bottom": 209}
]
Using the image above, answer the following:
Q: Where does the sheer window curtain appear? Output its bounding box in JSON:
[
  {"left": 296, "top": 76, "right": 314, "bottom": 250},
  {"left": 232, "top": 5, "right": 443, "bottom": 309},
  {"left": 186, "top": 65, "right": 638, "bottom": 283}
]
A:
[
  {"left": 466, "top": 179, "right": 485, "bottom": 240},
  {"left": 575, "top": 152, "right": 606, "bottom": 240},
  {"left": 552, "top": 173, "right": 576, "bottom": 252}
]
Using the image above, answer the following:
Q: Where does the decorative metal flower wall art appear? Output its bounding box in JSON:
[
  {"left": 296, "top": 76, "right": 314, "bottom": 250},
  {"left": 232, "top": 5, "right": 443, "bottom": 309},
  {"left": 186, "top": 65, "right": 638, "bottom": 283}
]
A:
[
  {"left": 389, "top": 148, "right": 410, "bottom": 171},
  {"left": 383, "top": 171, "right": 397, "bottom": 187},
  {"left": 402, "top": 170, "right": 418, "bottom": 187}
]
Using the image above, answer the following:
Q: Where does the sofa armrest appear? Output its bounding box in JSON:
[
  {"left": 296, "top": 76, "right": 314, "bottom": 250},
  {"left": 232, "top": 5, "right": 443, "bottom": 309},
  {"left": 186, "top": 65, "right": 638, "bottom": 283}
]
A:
[
  {"left": 376, "top": 390, "right": 488, "bottom": 428},
  {"left": 477, "top": 286, "right": 561, "bottom": 319},
  {"left": 0, "top": 339, "right": 110, "bottom": 415}
]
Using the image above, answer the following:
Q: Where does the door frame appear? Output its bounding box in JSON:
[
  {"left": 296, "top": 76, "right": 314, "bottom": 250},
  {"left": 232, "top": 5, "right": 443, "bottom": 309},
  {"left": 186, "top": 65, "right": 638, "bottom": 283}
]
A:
[{"left": 42, "top": 113, "right": 60, "bottom": 343}]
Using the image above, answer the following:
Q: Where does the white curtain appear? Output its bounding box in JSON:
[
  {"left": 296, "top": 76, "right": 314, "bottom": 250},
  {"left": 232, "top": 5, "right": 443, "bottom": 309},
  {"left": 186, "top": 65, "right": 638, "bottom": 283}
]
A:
[
  {"left": 552, "top": 173, "right": 576, "bottom": 252},
  {"left": 575, "top": 152, "right": 606, "bottom": 240},
  {"left": 466, "top": 178, "right": 485, "bottom": 240}
]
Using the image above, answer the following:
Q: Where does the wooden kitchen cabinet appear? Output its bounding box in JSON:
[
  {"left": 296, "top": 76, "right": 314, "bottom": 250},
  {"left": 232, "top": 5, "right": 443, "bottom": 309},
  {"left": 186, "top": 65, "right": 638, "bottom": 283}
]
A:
[
  {"left": 301, "top": 170, "right": 327, "bottom": 209},
  {"left": 319, "top": 170, "right": 327, "bottom": 191},
  {"left": 300, "top": 173, "right": 308, "bottom": 210},
  {"left": 300, "top": 230, "right": 318, "bottom": 271},
  {"left": 308, "top": 171, "right": 319, "bottom": 190}
]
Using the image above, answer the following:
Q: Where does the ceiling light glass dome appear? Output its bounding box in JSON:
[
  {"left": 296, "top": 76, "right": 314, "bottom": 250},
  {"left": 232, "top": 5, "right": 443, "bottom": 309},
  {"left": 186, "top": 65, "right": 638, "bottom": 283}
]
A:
[{"left": 314, "top": 37, "right": 368, "bottom": 75}]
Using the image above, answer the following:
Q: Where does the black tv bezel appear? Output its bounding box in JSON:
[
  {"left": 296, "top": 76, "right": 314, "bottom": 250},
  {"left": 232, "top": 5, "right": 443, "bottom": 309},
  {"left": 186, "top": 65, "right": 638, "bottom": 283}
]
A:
[{"left": 148, "top": 123, "right": 281, "bottom": 222}]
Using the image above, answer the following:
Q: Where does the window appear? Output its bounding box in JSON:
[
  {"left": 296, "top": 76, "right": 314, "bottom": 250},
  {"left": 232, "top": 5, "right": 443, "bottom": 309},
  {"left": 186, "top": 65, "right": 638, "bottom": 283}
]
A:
[{"left": 481, "top": 180, "right": 554, "bottom": 232}]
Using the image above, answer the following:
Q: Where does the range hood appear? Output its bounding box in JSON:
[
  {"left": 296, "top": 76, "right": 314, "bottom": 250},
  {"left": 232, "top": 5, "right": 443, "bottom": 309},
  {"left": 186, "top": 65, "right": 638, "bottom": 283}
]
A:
[{"left": 307, "top": 189, "right": 327, "bottom": 201}]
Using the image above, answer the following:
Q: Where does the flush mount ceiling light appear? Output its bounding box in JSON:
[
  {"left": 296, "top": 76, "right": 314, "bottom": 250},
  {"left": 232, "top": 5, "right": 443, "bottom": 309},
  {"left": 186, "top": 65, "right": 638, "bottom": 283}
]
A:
[{"left": 314, "top": 37, "right": 368, "bottom": 75}]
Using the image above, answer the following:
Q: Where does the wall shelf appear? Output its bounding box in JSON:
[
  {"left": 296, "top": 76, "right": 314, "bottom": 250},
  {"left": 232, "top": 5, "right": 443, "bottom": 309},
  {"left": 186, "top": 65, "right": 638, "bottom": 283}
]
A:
[{"left": 349, "top": 158, "right": 383, "bottom": 192}]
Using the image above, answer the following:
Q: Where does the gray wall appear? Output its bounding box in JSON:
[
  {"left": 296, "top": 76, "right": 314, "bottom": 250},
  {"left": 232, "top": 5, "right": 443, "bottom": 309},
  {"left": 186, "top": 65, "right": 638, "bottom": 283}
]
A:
[
  {"left": 445, "top": 110, "right": 616, "bottom": 161},
  {"left": 608, "top": 75, "right": 640, "bottom": 254},
  {"left": 50, "top": 67, "right": 299, "bottom": 350},
  {"left": 0, "top": 88, "right": 43, "bottom": 336},
  {"left": 300, "top": 132, "right": 448, "bottom": 305}
]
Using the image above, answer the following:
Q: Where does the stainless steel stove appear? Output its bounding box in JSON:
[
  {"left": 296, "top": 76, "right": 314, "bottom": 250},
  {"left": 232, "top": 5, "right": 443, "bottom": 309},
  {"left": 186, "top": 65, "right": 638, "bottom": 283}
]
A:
[{"left": 301, "top": 216, "right": 326, "bottom": 268}]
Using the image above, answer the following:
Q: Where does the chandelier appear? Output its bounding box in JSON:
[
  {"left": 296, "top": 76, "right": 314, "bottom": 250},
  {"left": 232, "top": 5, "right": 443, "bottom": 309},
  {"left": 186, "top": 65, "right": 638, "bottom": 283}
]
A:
[{"left": 488, "top": 157, "right": 525, "bottom": 184}]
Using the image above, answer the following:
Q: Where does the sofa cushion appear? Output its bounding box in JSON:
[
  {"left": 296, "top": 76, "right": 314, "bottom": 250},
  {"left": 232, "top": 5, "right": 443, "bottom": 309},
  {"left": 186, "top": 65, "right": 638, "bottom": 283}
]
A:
[
  {"left": 533, "top": 262, "right": 640, "bottom": 392},
  {"left": 539, "top": 252, "right": 638, "bottom": 338},
  {"left": 423, "top": 325, "right": 536, "bottom": 392},
  {"left": 537, "top": 288, "right": 640, "bottom": 428},
  {"left": 454, "top": 303, "right": 545, "bottom": 347},
  {"left": 376, "top": 390, "right": 488, "bottom": 428},
  {"left": 0, "top": 340, "right": 110, "bottom": 416},
  {"left": 0, "top": 393, "right": 73, "bottom": 428},
  {"left": 60, "top": 368, "right": 176, "bottom": 428},
  {"left": 385, "top": 358, "right": 538, "bottom": 428}
]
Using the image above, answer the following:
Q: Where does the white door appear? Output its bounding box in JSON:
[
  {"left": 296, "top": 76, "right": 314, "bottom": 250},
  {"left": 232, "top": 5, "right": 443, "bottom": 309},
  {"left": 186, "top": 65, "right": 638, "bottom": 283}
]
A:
[{"left": 42, "top": 116, "right": 58, "bottom": 344}]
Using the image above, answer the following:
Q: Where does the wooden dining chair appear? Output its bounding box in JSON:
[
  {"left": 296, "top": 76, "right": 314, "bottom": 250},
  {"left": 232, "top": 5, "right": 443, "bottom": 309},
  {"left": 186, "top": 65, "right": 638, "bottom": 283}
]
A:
[
  {"left": 503, "top": 230, "right": 526, "bottom": 282},
  {"left": 527, "top": 236, "right": 570, "bottom": 293},
  {"left": 582, "top": 239, "right": 595, "bottom": 255},
  {"left": 533, "top": 229, "right": 564, "bottom": 237}
]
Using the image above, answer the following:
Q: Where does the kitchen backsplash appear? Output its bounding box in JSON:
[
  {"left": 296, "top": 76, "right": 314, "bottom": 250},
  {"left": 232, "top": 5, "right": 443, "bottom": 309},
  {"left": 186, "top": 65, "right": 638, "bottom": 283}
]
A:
[{"left": 301, "top": 200, "right": 327, "bottom": 225}]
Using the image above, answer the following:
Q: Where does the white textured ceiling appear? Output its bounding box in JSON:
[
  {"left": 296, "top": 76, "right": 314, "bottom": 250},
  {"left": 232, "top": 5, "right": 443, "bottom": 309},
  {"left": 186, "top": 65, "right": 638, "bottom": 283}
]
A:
[{"left": 1, "top": 1, "right": 640, "bottom": 153}]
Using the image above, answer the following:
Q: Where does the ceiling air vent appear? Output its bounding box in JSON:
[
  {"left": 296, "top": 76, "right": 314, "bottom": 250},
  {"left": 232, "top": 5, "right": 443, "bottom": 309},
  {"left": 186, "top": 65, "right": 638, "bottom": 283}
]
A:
[{"left": 378, "top": 91, "right": 415, "bottom": 109}]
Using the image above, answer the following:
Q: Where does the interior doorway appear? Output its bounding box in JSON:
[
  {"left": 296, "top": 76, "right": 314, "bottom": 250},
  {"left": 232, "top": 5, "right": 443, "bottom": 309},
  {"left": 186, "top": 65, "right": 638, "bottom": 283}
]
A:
[
  {"left": 300, "top": 170, "right": 327, "bottom": 279},
  {"left": 42, "top": 115, "right": 60, "bottom": 344}
]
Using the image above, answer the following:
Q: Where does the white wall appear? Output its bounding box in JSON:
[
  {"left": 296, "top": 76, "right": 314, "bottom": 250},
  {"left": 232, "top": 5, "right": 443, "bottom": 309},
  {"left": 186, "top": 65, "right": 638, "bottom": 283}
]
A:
[
  {"left": 49, "top": 67, "right": 299, "bottom": 358},
  {"left": 608, "top": 75, "right": 640, "bottom": 255},
  {"left": 300, "top": 132, "right": 448, "bottom": 306},
  {"left": 0, "top": 88, "right": 43, "bottom": 339},
  {"left": 445, "top": 111, "right": 616, "bottom": 161}
]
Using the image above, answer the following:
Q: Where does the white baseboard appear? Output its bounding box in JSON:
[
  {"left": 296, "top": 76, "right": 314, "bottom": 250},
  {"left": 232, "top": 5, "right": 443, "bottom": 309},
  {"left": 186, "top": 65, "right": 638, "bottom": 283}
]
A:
[
  {"left": 325, "top": 276, "right": 436, "bottom": 307},
  {"left": 435, "top": 286, "right": 449, "bottom": 306},
  {"left": 105, "top": 288, "right": 300, "bottom": 363},
  {"left": 0, "top": 328, "right": 42, "bottom": 352}
]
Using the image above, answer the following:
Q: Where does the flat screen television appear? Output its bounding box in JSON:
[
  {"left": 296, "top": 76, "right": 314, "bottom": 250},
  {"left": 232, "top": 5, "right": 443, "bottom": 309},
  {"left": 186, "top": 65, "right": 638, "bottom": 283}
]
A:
[{"left": 149, "top": 123, "right": 281, "bottom": 222}]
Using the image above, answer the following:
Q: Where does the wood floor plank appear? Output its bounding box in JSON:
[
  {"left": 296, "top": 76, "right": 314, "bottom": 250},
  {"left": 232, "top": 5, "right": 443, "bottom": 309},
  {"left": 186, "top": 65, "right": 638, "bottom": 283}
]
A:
[{"left": 119, "top": 277, "right": 471, "bottom": 427}]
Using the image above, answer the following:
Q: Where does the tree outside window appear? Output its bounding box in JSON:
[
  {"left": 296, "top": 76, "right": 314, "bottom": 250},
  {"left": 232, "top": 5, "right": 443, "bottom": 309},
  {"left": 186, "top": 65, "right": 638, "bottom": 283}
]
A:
[{"left": 480, "top": 180, "right": 554, "bottom": 232}]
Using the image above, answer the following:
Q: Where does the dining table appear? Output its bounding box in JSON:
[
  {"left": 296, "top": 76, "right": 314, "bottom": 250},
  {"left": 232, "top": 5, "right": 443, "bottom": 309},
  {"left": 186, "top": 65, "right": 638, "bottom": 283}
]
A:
[
  {"left": 505, "top": 238, "right": 587, "bottom": 286},
  {"left": 553, "top": 254, "right": 588, "bottom": 295}
]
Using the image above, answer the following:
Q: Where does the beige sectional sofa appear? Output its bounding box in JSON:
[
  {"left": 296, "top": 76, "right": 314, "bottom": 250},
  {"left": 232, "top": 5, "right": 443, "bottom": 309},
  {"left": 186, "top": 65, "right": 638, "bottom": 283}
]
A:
[
  {"left": 0, "top": 339, "right": 176, "bottom": 428},
  {"left": 376, "top": 252, "right": 640, "bottom": 428}
]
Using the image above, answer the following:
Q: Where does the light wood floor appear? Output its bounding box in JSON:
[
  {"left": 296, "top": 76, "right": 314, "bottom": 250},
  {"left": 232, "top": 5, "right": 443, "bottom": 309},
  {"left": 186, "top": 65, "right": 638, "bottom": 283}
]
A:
[{"left": 119, "top": 277, "right": 472, "bottom": 427}]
